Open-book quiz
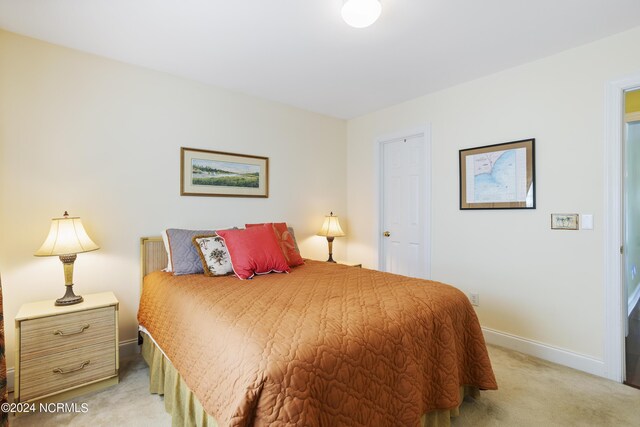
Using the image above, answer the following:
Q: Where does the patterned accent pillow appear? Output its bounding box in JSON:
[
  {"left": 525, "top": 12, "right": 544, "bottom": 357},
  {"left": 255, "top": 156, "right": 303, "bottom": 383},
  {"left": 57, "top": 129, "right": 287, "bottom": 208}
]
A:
[{"left": 192, "top": 235, "right": 234, "bottom": 277}]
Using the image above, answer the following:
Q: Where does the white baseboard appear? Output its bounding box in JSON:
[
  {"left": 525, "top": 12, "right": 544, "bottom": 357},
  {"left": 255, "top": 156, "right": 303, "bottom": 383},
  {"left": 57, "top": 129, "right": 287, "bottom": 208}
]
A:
[
  {"left": 482, "top": 327, "right": 606, "bottom": 378},
  {"left": 7, "top": 339, "right": 140, "bottom": 394}
]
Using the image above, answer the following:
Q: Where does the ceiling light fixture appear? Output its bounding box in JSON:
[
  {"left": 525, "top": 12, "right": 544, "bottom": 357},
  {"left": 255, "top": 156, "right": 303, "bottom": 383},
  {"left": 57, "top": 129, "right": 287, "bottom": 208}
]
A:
[{"left": 341, "top": 0, "right": 382, "bottom": 29}]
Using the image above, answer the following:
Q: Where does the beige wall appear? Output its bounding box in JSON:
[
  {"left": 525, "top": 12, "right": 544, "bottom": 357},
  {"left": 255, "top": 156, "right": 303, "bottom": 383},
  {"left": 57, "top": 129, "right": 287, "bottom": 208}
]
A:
[
  {"left": 0, "top": 30, "right": 347, "bottom": 369},
  {"left": 346, "top": 26, "right": 640, "bottom": 360}
]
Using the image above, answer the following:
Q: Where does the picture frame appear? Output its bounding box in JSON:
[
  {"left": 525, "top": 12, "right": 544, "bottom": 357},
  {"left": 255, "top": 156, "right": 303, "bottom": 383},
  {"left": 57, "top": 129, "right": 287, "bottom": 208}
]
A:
[
  {"left": 459, "top": 138, "right": 535, "bottom": 210},
  {"left": 551, "top": 213, "right": 579, "bottom": 230},
  {"left": 180, "top": 147, "right": 269, "bottom": 198}
]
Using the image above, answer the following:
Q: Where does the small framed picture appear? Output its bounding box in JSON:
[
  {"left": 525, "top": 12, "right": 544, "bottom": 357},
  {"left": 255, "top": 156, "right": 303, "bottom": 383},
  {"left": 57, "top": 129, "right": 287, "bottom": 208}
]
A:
[
  {"left": 181, "top": 147, "right": 269, "bottom": 198},
  {"left": 551, "top": 214, "right": 579, "bottom": 230}
]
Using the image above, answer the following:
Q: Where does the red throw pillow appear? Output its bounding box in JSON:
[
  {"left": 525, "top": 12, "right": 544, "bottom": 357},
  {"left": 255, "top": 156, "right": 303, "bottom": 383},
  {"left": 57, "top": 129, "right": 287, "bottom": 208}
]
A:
[
  {"left": 216, "top": 225, "right": 291, "bottom": 280},
  {"left": 245, "top": 222, "right": 304, "bottom": 267}
]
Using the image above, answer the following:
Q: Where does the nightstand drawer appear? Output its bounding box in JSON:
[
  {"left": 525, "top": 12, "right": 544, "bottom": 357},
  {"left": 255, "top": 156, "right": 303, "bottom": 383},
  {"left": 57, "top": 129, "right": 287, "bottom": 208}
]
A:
[
  {"left": 19, "top": 341, "right": 116, "bottom": 402},
  {"left": 21, "top": 306, "right": 115, "bottom": 358}
]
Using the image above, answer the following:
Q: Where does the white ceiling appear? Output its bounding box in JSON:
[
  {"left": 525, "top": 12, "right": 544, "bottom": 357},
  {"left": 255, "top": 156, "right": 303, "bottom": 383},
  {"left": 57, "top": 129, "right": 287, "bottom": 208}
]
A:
[{"left": 1, "top": 0, "right": 640, "bottom": 119}]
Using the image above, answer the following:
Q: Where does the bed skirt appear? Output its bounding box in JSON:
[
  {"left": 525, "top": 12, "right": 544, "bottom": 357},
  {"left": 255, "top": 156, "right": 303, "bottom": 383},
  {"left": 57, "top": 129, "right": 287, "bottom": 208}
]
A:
[{"left": 140, "top": 331, "right": 478, "bottom": 427}]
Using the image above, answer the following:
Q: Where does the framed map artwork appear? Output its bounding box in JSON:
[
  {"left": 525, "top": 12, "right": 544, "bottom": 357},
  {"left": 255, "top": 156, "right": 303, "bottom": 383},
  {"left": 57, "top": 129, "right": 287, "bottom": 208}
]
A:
[{"left": 459, "top": 138, "right": 535, "bottom": 210}]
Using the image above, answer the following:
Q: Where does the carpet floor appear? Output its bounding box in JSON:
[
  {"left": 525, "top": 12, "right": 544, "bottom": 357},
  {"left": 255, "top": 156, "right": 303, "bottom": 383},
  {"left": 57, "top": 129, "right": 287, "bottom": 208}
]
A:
[{"left": 10, "top": 344, "right": 640, "bottom": 426}]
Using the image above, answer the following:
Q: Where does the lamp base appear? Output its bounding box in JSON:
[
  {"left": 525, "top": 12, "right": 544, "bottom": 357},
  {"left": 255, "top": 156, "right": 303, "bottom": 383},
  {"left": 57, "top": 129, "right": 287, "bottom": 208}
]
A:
[
  {"left": 326, "top": 236, "right": 337, "bottom": 263},
  {"left": 56, "top": 285, "right": 83, "bottom": 306}
]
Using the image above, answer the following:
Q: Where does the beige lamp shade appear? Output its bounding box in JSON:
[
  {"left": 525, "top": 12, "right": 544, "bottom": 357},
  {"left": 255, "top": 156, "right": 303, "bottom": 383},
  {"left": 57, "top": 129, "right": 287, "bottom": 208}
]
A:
[
  {"left": 317, "top": 212, "right": 346, "bottom": 238},
  {"left": 34, "top": 212, "right": 99, "bottom": 257}
]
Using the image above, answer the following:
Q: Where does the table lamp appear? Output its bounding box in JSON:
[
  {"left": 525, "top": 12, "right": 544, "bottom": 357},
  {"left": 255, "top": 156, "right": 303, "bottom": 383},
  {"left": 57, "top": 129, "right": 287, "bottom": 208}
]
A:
[
  {"left": 34, "top": 211, "right": 99, "bottom": 306},
  {"left": 316, "top": 212, "right": 345, "bottom": 263}
]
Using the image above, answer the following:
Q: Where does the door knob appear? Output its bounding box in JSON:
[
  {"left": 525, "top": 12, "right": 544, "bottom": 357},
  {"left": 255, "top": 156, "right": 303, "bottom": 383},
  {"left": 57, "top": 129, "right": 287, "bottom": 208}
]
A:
[{"left": 383, "top": 231, "right": 391, "bottom": 237}]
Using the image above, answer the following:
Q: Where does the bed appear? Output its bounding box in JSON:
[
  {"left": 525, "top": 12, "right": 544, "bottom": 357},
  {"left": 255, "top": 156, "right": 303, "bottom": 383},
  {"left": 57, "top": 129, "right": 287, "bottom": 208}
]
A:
[{"left": 137, "top": 237, "right": 497, "bottom": 426}]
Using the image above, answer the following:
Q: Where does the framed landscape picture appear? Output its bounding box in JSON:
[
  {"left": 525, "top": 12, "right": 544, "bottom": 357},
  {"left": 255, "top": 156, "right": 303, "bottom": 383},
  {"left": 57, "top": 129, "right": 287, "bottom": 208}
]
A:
[
  {"left": 181, "top": 147, "right": 269, "bottom": 197},
  {"left": 459, "top": 138, "right": 535, "bottom": 209}
]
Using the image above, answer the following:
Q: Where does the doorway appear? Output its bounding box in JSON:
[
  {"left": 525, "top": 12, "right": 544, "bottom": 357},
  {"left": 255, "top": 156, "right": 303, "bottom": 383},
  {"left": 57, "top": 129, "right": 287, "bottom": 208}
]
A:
[
  {"left": 604, "top": 74, "right": 640, "bottom": 383},
  {"left": 624, "top": 89, "right": 640, "bottom": 388},
  {"left": 378, "top": 127, "right": 431, "bottom": 279}
]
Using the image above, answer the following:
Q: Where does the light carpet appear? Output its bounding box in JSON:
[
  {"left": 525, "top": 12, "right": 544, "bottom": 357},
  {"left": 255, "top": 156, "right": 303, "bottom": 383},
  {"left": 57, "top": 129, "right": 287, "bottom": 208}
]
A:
[{"left": 11, "top": 344, "right": 640, "bottom": 426}]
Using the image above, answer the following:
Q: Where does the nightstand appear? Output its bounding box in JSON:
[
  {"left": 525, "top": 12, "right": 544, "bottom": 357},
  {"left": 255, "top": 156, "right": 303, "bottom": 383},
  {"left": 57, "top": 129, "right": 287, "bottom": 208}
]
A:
[
  {"left": 341, "top": 263, "right": 362, "bottom": 268},
  {"left": 15, "top": 292, "right": 119, "bottom": 404}
]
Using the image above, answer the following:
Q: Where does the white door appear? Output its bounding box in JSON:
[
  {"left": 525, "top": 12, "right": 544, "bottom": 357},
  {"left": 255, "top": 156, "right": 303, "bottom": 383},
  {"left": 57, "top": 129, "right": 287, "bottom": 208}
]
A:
[{"left": 380, "top": 133, "right": 430, "bottom": 278}]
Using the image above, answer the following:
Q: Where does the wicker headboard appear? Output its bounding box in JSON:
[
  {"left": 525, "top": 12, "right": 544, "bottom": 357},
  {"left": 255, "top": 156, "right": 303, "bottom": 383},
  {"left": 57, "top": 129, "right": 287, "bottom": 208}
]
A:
[{"left": 140, "top": 237, "right": 167, "bottom": 290}]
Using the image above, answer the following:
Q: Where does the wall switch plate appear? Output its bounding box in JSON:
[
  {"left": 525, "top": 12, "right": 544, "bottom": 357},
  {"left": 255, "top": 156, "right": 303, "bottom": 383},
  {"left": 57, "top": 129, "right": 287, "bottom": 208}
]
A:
[
  {"left": 581, "top": 214, "right": 593, "bottom": 230},
  {"left": 469, "top": 293, "right": 479, "bottom": 306}
]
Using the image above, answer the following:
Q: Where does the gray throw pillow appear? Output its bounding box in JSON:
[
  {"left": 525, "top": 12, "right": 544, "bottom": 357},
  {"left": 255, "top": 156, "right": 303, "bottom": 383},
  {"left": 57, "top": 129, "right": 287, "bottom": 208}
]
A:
[
  {"left": 166, "top": 228, "right": 222, "bottom": 275},
  {"left": 288, "top": 226, "right": 300, "bottom": 254}
]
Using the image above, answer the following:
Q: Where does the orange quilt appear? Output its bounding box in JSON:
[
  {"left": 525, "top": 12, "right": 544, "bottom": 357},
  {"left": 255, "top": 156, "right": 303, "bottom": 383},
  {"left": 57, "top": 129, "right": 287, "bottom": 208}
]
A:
[{"left": 137, "top": 260, "right": 497, "bottom": 426}]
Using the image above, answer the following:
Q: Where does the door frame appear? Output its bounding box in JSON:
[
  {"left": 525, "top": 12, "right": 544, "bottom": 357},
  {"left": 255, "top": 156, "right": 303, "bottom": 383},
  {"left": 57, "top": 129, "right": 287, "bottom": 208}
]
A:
[
  {"left": 604, "top": 73, "right": 640, "bottom": 382},
  {"left": 375, "top": 124, "right": 432, "bottom": 279}
]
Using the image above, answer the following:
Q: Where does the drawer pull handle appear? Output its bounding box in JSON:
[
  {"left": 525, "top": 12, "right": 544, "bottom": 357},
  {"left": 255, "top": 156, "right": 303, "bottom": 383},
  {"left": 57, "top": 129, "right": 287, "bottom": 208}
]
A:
[
  {"left": 53, "top": 324, "right": 90, "bottom": 336},
  {"left": 53, "top": 360, "right": 90, "bottom": 374}
]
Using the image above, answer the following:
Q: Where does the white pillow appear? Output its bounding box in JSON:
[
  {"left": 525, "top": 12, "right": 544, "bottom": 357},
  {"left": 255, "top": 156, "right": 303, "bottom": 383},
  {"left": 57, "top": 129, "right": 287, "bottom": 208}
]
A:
[
  {"left": 193, "top": 235, "right": 234, "bottom": 276},
  {"left": 162, "top": 230, "right": 172, "bottom": 272}
]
